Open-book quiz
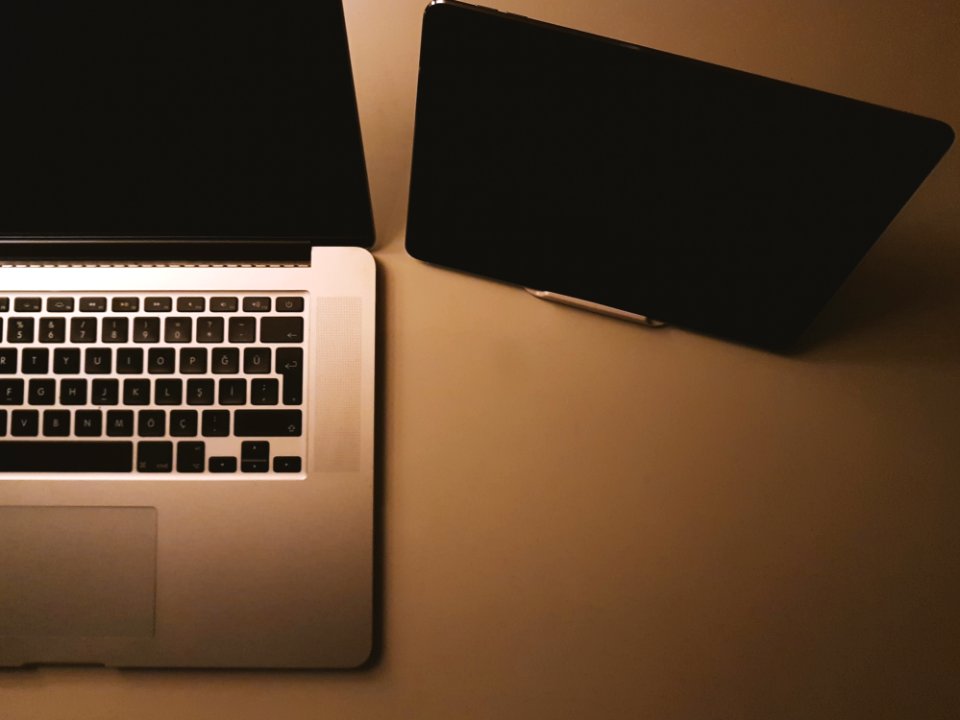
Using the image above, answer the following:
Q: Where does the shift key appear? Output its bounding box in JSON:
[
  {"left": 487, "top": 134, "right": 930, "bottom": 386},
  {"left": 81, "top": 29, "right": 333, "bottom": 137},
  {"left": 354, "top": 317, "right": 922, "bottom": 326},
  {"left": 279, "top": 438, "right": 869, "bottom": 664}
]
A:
[{"left": 234, "top": 410, "right": 302, "bottom": 437}]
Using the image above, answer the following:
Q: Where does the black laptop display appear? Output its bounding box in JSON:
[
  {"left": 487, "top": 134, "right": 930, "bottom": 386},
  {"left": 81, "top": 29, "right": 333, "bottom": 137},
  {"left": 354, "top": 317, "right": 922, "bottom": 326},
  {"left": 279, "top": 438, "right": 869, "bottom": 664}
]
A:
[{"left": 406, "top": 1, "right": 953, "bottom": 350}]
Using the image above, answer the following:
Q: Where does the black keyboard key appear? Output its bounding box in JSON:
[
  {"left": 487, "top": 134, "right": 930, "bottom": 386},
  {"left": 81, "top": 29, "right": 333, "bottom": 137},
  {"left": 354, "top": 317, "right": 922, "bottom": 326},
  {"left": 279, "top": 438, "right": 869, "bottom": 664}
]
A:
[
  {"left": 0, "top": 298, "right": 7, "bottom": 312},
  {"left": 59, "top": 379, "right": 87, "bottom": 405},
  {"left": 155, "top": 379, "right": 183, "bottom": 405},
  {"left": 8, "top": 318, "right": 34, "bottom": 343},
  {"left": 133, "top": 317, "right": 160, "bottom": 343},
  {"left": 165, "top": 317, "right": 192, "bottom": 343},
  {"left": 85, "top": 347, "right": 112, "bottom": 374},
  {"left": 177, "top": 441, "right": 206, "bottom": 472},
  {"left": 117, "top": 348, "right": 144, "bottom": 374},
  {"left": 251, "top": 378, "right": 279, "bottom": 406},
  {"left": 106, "top": 410, "right": 135, "bottom": 437},
  {"left": 0, "top": 349, "right": 16, "bottom": 374},
  {"left": 138, "top": 410, "right": 166, "bottom": 437},
  {"left": 212, "top": 347, "right": 239, "bottom": 374},
  {"left": 21, "top": 348, "right": 49, "bottom": 374},
  {"left": 92, "top": 379, "right": 119, "bottom": 405},
  {"left": 0, "top": 441, "right": 132, "bottom": 471},
  {"left": 186, "top": 379, "right": 215, "bottom": 405},
  {"left": 234, "top": 410, "right": 302, "bottom": 437},
  {"left": 170, "top": 410, "right": 198, "bottom": 437},
  {"left": 276, "top": 297, "right": 304, "bottom": 312},
  {"left": 123, "top": 379, "right": 150, "bottom": 405},
  {"left": 211, "top": 297, "right": 238, "bottom": 312},
  {"left": 38, "top": 317, "right": 66, "bottom": 343},
  {"left": 180, "top": 348, "right": 207, "bottom": 374},
  {"left": 11, "top": 410, "right": 39, "bottom": 436},
  {"left": 46, "top": 297, "right": 74, "bottom": 313},
  {"left": 201, "top": 410, "right": 230, "bottom": 437},
  {"left": 244, "top": 348, "right": 271, "bottom": 374},
  {"left": 276, "top": 348, "right": 303, "bottom": 405},
  {"left": 102, "top": 317, "right": 129, "bottom": 343},
  {"left": 27, "top": 379, "right": 54, "bottom": 405},
  {"left": 1, "top": 379, "right": 25, "bottom": 405},
  {"left": 14, "top": 297, "right": 41, "bottom": 312},
  {"left": 80, "top": 297, "right": 107, "bottom": 312},
  {"left": 177, "top": 297, "right": 205, "bottom": 312},
  {"left": 70, "top": 317, "right": 97, "bottom": 343},
  {"left": 53, "top": 348, "right": 81, "bottom": 374},
  {"left": 273, "top": 456, "right": 302, "bottom": 473},
  {"left": 228, "top": 317, "right": 256, "bottom": 343},
  {"left": 148, "top": 348, "right": 175, "bottom": 374},
  {"left": 241, "top": 440, "right": 269, "bottom": 473},
  {"left": 209, "top": 456, "right": 237, "bottom": 473},
  {"left": 144, "top": 297, "right": 172, "bottom": 312},
  {"left": 218, "top": 379, "right": 246, "bottom": 405},
  {"left": 261, "top": 317, "right": 303, "bottom": 343},
  {"left": 137, "top": 441, "right": 173, "bottom": 473},
  {"left": 112, "top": 297, "right": 139, "bottom": 312},
  {"left": 75, "top": 410, "right": 103, "bottom": 437},
  {"left": 243, "top": 297, "right": 271, "bottom": 312},
  {"left": 0, "top": 409, "right": 5, "bottom": 436},
  {"left": 43, "top": 410, "right": 71, "bottom": 437},
  {"left": 196, "top": 317, "right": 224, "bottom": 343}
]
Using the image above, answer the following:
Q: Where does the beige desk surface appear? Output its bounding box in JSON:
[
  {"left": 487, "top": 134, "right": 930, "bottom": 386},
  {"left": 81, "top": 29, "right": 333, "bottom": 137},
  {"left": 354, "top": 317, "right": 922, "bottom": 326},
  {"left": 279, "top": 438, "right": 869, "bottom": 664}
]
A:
[{"left": 4, "top": 1, "right": 959, "bottom": 718}]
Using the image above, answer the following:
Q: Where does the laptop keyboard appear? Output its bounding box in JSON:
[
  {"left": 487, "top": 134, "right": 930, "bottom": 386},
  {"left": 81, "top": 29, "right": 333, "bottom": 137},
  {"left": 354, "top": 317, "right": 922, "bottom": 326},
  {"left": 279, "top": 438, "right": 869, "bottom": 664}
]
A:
[{"left": 0, "top": 292, "right": 306, "bottom": 476}]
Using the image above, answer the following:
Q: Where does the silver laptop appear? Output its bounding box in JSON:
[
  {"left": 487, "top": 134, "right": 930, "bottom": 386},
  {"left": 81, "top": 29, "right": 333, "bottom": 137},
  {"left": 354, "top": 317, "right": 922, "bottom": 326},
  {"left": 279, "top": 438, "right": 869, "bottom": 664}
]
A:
[{"left": 0, "top": 2, "right": 376, "bottom": 668}]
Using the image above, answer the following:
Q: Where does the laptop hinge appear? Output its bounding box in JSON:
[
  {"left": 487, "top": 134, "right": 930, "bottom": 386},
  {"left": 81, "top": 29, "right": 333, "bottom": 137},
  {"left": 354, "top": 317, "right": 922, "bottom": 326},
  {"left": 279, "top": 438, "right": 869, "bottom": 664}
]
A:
[{"left": 0, "top": 240, "right": 312, "bottom": 265}]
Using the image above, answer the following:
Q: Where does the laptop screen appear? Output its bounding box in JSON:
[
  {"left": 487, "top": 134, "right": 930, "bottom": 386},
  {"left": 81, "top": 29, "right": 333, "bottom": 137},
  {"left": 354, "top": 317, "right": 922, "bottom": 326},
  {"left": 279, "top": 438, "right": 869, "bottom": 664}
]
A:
[
  {"left": 406, "top": 2, "right": 953, "bottom": 349},
  {"left": 0, "top": 1, "right": 372, "bottom": 245}
]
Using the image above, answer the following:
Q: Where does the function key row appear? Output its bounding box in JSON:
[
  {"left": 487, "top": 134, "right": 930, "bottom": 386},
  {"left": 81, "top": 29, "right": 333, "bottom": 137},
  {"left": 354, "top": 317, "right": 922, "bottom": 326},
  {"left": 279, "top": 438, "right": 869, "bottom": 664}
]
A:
[
  {"left": 3, "top": 316, "right": 303, "bottom": 344},
  {"left": 0, "top": 296, "right": 304, "bottom": 313}
]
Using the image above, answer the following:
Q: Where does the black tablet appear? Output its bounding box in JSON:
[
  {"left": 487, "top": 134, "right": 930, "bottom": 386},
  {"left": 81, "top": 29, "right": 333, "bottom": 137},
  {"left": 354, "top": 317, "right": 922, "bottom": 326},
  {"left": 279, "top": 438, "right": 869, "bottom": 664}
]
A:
[{"left": 406, "top": 0, "right": 953, "bottom": 350}]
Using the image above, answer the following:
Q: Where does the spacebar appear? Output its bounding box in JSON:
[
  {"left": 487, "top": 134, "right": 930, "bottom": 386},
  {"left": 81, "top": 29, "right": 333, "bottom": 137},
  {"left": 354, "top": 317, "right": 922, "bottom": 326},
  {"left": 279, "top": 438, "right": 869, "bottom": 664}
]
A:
[{"left": 0, "top": 442, "right": 134, "bottom": 472}]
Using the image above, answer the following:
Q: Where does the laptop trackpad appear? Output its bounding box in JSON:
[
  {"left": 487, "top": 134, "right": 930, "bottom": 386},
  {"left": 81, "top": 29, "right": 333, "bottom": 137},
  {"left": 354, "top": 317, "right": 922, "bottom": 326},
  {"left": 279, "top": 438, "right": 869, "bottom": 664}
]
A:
[{"left": 0, "top": 506, "right": 157, "bottom": 638}]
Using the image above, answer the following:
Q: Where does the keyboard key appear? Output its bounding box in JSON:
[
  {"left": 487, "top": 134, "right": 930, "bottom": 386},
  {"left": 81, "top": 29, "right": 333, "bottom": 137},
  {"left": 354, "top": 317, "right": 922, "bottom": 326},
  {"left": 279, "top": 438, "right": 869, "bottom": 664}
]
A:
[
  {"left": 241, "top": 440, "right": 269, "bottom": 473},
  {"left": 244, "top": 348, "right": 271, "bottom": 374},
  {"left": 133, "top": 317, "right": 160, "bottom": 343},
  {"left": 251, "top": 379, "right": 279, "bottom": 405},
  {"left": 180, "top": 348, "right": 208, "bottom": 374},
  {"left": 75, "top": 410, "right": 104, "bottom": 436},
  {"left": 123, "top": 379, "right": 150, "bottom": 405},
  {"left": 243, "top": 297, "right": 271, "bottom": 312},
  {"left": 228, "top": 317, "right": 256, "bottom": 343},
  {"left": 138, "top": 410, "right": 166, "bottom": 437},
  {"left": 92, "top": 379, "right": 119, "bottom": 405},
  {"left": 8, "top": 318, "right": 34, "bottom": 343},
  {"left": 1, "top": 380, "right": 25, "bottom": 405},
  {"left": 0, "top": 349, "right": 16, "bottom": 374},
  {"left": 43, "top": 410, "right": 71, "bottom": 437},
  {"left": 276, "top": 297, "right": 304, "bottom": 312},
  {"left": 234, "top": 410, "right": 302, "bottom": 437},
  {"left": 137, "top": 441, "right": 173, "bottom": 472},
  {"left": 59, "top": 379, "right": 87, "bottom": 405},
  {"left": 102, "top": 317, "right": 129, "bottom": 343},
  {"left": 276, "top": 348, "right": 303, "bottom": 405},
  {"left": 85, "top": 347, "right": 112, "bottom": 374},
  {"left": 186, "top": 379, "right": 215, "bottom": 405},
  {"left": 46, "top": 297, "right": 74, "bottom": 313},
  {"left": 11, "top": 410, "right": 39, "bottom": 436},
  {"left": 148, "top": 348, "right": 175, "bottom": 374},
  {"left": 112, "top": 297, "right": 139, "bottom": 312},
  {"left": 165, "top": 317, "right": 192, "bottom": 343},
  {"left": 38, "top": 317, "right": 66, "bottom": 343},
  {"left": 21, "top": 349, "right": 49, "bottom": 374},
  {"left": 0, "top": 298, "right": 7, "bottom": 312},
  {"left": 155, "top": 379, "right": 183, "bottom": 405},
  {"left": 261, "top": 317, "right": 303, "bottom": 343},
  {"left": 70, "top": 317, "right": 97, "bottom": 343},
  {"left": 209, "top": 456, "right": 237, "bottom": 473},
  {"left": 218, "top": 379, "right": 246, "bottom": 405},
  {"left": 80, "top": 297, "right": 107, "bottom": 312},
  {"left": 273, "top": 456, "right": 302, "bottom": 473},
  {"left": 117, "top": 348, "right": 144, "bottom": 374},
  {"left": 170, "top": 410, "right": 198, "bottom": 437},
  {"left": 0, "top": 441, "right": 132, "bottom": 471},
  {"left": 14, "top": 297, "right": 41, "bottom": 312},
  {"left": 177, "top": 297, "right": 205, "bottom": 312},
  {"left": 28, "top": 379, "right": 54, "bottom": 405},
  {"left": 53, "top": 348, "right": 81, "bottom": 374},
  {"left": 196, "top": 317, "right": 224, "bottom": 343},
  {"left": 212, "top": 348, "right": 239, "bottom": 374},
  {"left": 144, "top": 297, "right": 172, "bottom": 312},
  {"left": 176, "top": 441, "right": 206, "bottom": 472},
  {"left": 211, "top": 297, "right": 238, "bottom": 312},
  {"left": 0, "top": 409, "right": 5, "bottom": 436},
  {"left": 201, "top": 410, "right": 230, "bottom": 437},
  {"left": 106, "top": 410, "right": 135, "bottom": 437}
]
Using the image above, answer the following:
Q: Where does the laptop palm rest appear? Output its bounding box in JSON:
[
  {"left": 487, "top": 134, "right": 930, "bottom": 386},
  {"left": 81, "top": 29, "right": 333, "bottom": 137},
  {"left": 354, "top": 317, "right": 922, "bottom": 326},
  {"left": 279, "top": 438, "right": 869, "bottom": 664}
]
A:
[{"left": 0, "top": 506, "right": 157, "bottom": 639}]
